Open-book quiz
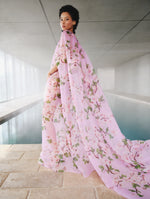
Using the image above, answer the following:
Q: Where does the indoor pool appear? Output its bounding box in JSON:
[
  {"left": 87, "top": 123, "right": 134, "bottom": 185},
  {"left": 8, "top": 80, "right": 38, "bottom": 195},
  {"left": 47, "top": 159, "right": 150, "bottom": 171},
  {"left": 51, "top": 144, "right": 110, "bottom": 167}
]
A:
[
  {"left": 0, "top": 94, "right": 150, "bottom": 144},
  {"left": 105, "top": 92, "right": 150, "bottom": 141},
  {"left": 0, "top": 101, "right": 43, "bottom": 144}
]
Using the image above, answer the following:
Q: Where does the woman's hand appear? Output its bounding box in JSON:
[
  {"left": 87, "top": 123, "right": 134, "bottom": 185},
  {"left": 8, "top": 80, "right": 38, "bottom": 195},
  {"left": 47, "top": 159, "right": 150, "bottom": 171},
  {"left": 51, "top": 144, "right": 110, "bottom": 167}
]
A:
[
  {"left": 47, "top": 71, "right": 52, "bottom": 79},
  {"left": 47, "top": 64, "right": 58, "bottom": 80}
]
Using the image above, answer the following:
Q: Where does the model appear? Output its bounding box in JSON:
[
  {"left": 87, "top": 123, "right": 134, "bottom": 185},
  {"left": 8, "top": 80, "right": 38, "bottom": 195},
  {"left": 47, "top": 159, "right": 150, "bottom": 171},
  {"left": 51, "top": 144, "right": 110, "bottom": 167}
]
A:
[{"left": 38, "top": 5, "right": 150, "bottom": 199}]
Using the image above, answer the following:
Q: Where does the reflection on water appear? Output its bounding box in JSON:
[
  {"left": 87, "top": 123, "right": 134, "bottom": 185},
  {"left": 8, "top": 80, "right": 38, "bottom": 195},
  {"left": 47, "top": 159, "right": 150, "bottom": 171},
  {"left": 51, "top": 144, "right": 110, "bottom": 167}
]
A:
[
  {"left": 0, "top": 94, "right": 150, "bottom": 144},
  {"left": 0, "top": 101, "right": 43, "bottom": 144},
  {"left": 105, "top": 93, "right": 150, "bottom": 141}
]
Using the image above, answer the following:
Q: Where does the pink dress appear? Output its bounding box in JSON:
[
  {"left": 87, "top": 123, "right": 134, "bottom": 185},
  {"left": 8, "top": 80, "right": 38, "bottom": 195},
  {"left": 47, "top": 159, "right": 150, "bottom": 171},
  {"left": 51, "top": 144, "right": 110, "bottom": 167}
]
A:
[{"left": 38, "top": 29, "right": 150, "bottom": 199}]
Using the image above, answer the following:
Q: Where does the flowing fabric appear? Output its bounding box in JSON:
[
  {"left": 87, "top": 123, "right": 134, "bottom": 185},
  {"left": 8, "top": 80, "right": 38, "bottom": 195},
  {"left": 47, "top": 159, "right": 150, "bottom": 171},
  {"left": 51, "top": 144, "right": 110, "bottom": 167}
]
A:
[{"left": 38, "top": 29, "right": 150, "bottom": 199}]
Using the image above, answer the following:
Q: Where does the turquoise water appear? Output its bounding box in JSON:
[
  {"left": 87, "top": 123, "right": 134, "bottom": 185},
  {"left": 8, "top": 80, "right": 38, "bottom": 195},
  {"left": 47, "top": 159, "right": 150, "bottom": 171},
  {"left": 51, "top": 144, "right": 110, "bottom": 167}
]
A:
[
  {"left": 0, "top": 101, "right": 43, "bottom": 144},
  {"left": 0, "top": 95, "right": 150, "bottom": 144},
  {"left": 105, "top": 93, "right": 150, "bottom": 141}
]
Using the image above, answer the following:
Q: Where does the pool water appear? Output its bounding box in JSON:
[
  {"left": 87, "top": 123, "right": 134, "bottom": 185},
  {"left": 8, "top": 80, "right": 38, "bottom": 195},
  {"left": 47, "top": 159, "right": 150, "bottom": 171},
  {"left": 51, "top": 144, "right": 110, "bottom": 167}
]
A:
[
  {"left": 0, "top": 94, "right": 150, "bottom": 144},
  {"left": 105, "top": 93, "right": 150, "bottom": 141},
  {"left": 0, "top": 101, "right": 43, "bottom": 144}
]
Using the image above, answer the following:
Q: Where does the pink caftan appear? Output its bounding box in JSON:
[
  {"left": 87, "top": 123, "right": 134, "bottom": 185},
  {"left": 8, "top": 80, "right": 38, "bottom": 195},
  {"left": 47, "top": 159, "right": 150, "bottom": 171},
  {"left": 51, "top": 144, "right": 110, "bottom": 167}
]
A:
[{"left": 38, "top": 29, "right": 150, "bottom": 199}]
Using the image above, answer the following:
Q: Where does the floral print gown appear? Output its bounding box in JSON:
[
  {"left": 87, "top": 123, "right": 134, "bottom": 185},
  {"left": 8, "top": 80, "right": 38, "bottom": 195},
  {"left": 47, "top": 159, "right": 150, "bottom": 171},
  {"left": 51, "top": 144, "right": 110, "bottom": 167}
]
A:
[{"left": 38, "top": 30, "right": 150, "bottom": 199}]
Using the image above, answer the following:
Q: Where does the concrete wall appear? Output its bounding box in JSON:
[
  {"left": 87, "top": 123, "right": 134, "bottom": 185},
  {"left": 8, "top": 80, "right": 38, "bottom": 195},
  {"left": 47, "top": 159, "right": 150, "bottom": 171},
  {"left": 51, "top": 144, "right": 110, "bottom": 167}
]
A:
[
  {"left": 97, "top": 68, "right": 115, "bottom": 90},
  {"left": 115, "top": 54, "right": 150, "bottom": 97},
  {"left": 39, "top": 69, "right": 48, "bottom": 95}
]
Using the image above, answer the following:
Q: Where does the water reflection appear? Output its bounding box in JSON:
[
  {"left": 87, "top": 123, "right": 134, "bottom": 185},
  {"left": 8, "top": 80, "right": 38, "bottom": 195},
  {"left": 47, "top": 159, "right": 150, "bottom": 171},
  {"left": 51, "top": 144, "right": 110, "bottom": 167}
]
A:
[
  {"left": 0, "top": 94, "right": 150, "bottom": 144},
  {"left": 0, "top": 101, "right": 43, "bottom": 144},
  {"left": 105, "top": 93, "right": 150, "bottom": 140}
]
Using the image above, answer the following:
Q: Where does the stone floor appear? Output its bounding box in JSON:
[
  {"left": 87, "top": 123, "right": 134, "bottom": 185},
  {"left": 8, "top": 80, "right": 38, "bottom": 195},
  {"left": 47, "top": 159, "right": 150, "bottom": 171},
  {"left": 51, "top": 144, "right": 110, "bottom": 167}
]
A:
[{"left": 0, "top": 144, "right": 126, "bottom": 199}]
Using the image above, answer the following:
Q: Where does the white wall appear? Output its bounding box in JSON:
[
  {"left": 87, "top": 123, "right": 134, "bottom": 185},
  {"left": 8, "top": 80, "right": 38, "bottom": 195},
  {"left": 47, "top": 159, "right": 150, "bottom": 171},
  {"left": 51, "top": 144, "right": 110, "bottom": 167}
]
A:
[
  {"left": 97, "top": 68, "right": 115, "bottom": 90},
  {"left": 115, "top": 54, "right": 150, "bottom": 97},
  {"left": 38, "top": 68, "right": 48, "bottom": 95}
]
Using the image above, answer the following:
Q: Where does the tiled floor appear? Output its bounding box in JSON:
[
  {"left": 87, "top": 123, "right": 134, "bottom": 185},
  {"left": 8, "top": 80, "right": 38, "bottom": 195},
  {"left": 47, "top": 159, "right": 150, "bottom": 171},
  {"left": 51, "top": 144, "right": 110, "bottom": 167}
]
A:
[{"left": 0, "top": 144, "right": 126, "bottom": 199}]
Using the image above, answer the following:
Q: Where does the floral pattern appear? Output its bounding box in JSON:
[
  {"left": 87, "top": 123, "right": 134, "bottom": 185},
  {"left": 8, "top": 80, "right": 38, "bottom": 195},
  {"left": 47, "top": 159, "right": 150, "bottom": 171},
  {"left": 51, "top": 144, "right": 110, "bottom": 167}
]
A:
[{"left": 38, "top": 30, "right": 150, "bottom": 199}]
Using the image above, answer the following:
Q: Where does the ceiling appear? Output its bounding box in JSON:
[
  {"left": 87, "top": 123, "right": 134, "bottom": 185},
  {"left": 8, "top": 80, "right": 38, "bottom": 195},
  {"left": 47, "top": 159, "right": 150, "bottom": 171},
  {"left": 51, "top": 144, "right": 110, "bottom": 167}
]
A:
[{"left": 0, "top": 0, "right": 150, "bottom": 71}]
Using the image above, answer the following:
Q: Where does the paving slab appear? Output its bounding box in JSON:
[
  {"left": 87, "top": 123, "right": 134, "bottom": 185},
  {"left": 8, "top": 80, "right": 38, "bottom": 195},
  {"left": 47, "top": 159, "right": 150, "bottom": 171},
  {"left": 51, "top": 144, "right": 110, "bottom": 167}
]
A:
[
  {"left": 0, "top": 189, "right": 29, "bottom": 199},
  {"left": 38, "top": 165, "right": 55, "bottom": 173},
  {"left": 0, "top": 159, "right": 39, "bottom": 172},
  {"left": 1, "top": 171, "right": 63, "bottom": 189},
  {"left": 63, "top": 170, "right": 105, "bottom": 187},
  {"left": 29, "top": 187, "right": 96, "bottom": 199},
  {"left": 95, "top": 185, "right": 127, "bottom": 199},
  {"left": 21, "top": 151, "right": 40, "bottom": 159},
  {"left": 0, "top": 173, "right": 9, "bottom": 187},
  {"left": 0, "top": 145, "right": 13, "bottom": 151},
  {"left": 0, "top": 151, "right": 24, "bottom": 161},
  {"left": 10, "top": 144, "right": 41, "bottom": 151}
]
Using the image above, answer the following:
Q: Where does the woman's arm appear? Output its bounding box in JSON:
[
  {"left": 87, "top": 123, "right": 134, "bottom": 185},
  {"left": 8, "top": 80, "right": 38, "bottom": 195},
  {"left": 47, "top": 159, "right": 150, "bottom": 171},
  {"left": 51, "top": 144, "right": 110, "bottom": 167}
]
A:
[{"left": 47, "top": 64, "right": 58, "bottom": 79}]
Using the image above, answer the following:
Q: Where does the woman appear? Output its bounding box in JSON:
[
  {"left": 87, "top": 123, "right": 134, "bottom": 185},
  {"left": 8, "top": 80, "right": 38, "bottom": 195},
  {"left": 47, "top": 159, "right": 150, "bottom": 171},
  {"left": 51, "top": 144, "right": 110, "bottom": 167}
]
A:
[{"left": 38, "top": 5, "right": 150, "bottom": 199}]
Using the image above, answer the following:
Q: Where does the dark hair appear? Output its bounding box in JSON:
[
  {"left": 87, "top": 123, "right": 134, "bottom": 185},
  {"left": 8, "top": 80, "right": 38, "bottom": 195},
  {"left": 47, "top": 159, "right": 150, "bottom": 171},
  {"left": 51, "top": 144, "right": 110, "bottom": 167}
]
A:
[{"left": 59, "top": 5, "right": 79, "bottom": 34}]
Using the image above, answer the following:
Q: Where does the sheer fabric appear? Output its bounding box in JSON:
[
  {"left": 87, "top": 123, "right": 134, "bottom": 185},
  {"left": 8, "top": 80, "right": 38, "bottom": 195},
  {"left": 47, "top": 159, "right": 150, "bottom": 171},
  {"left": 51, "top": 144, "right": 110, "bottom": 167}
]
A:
[{"left": 38, "top": 30, "right": 150, "bottom": 199}]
